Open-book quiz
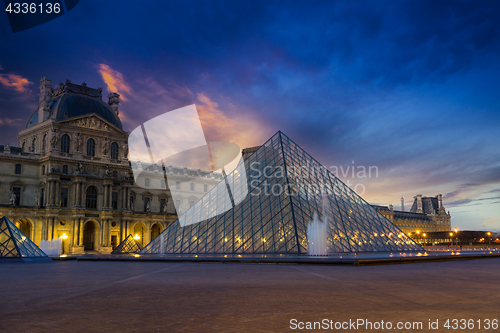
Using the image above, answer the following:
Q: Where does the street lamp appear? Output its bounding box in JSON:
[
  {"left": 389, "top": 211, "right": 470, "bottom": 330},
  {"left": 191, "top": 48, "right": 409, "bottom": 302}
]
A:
[
  {"left": 450, "top": 232, "right": 454, "bottom": 246},
  {"left": 61, "top": 233, "right": 68, "bottom": 255},
  {"left": 487, "top": 232, "right": 491, "bottom": 245}
]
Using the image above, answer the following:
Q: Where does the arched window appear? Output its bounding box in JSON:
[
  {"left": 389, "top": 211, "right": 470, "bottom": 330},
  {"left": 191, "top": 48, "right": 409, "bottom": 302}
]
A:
[
  {"left": 61, "top": 134, "right": 70, "bottom": 153},
  {"left": 62, "top": 165, "right": 68, "bottom": 175},
  {"left": 86, "top": 138, "right": 95, "bottom": 157},
  {"left": 86, "top": 186, "right": 98, "bottom": 209},
  {"left": 110, "top": 142, "right": 119, "bottom": 160},
  {"left": 42, "top": 134, "right": 47, "bottom": 153},
  {"left": 31, "top": 137, "right": 36, "bottom": 152}
]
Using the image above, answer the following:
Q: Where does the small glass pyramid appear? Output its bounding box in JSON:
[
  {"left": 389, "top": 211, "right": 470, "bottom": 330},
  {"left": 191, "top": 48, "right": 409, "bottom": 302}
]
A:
[
  {"left": 0, "top": 216, "right": 52, "bottom": 262},
  {"left": 111, "top": 234, "right": 144, "bottom": 254},
  {"left": 141, "top": 132, "right": 422, "bottom": 255}
]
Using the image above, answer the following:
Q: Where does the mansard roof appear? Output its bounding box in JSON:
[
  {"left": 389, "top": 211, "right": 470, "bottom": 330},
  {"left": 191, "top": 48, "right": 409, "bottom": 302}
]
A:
[
  {"left": 26, "top": 80, "right": 122, "bottom": 130},
  {"left": 410, "top": 197, "right": 439, "bottom": 214}
]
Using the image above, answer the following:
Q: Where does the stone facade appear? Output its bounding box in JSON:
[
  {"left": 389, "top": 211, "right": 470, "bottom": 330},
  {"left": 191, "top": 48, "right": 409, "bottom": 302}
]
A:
[
  {"left": 372, "top": 194, "right": 451, "bottom": 237},
  {"left": 0, "top": 78, "right": 220, "bottom": 254}
]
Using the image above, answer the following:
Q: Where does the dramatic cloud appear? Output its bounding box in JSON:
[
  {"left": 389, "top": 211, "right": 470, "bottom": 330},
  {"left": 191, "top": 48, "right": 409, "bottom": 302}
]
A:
[
  {"left": 98, "top": 64, "right": 132, "bottom": 101},
  {"left": 0, "top": 71, "right": 32, "bottom": 93}
]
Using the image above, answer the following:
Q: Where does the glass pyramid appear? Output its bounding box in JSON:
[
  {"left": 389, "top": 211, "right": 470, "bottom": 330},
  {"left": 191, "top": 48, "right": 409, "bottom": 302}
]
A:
[
  {"left": 140, "top": 132, "right": 422, "bottom": 255},
  {"left": 111, "top": 234, "right": 144, "bottom": 254},
  {"left": 0, "top": 216, "right": 52, "bottom": 262}
]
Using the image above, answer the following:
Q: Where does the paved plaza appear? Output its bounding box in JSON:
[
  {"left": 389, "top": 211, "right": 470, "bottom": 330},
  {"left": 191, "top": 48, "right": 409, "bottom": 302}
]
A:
[{"left": 1, "top": 258, "right": 499, "bottom": 332}]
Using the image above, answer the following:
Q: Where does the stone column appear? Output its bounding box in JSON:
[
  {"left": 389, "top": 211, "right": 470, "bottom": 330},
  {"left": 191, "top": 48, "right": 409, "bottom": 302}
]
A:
[
  {"left": 119, "top": 219, "right": 123, "bottom": 242},
  {"left": 55, "top": 180, "right": 60, "bottom": 206},
  {"left": 79, "top": 218, "right": 84, "bottom": 246},
  {"left": 144, "top": 222, "right": 151, "bottom": 246},
  {"left": 46, "top": 181, "right": 52, "bottom": 206},
  {"left": 104, "top": 185, "right": 109, "bottom": 208},
  {"left": 108, "top": 219, "right": 112, "bottom": 247},
  {"left": 81, "top": 183, "right": 86, "bottom": 208},
  {"left": 72, "top": 218, "right": 78, "bottom": 246}
]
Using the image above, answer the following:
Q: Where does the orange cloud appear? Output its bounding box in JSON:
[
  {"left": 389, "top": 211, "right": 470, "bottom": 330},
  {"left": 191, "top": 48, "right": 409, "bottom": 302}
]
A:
[
  {"left": 98, "top": 64, "right": 131, "bottom": 101},
  {"left": 0, "top": 72, "right": 32, "bottom": 92},
  {"left": 196, "top": 93, "right": 267, "bottom": 149}
]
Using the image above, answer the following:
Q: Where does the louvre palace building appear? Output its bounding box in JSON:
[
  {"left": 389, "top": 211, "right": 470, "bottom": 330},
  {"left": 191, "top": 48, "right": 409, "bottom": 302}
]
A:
[
  {"left": 0, "top": 77, "right": 450, "bottom": 254},
  {"left": 0, "top": 77, "right": 221, "bottom": 254}
]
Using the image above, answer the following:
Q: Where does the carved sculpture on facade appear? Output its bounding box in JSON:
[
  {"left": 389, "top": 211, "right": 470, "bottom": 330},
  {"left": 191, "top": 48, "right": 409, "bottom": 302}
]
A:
[
  {"left": 39, "top": 76, "right": 52, "bottom": 111},
  {"left": 34, "top": 194, "right": 39, "bottom": 207},
  {"left": 146, "top": 200, "right": 151, "bottom": 213},
  {"left": 163, "top": 200, "right": 169, "bottom": 214},
  {"left": 105, "top": 165, "right": 112, "bottom": 176},
  {"left": 122, "top": 142, "right": 129, "bottom": 159},
  {"left": 74, "top": 132, "right": 82, "bottom": 152},
  {"left": 50, "top": 128, "right": 58, "bottom": 149},
  {"left": 10, "top": 192, "right": 16, "bottom": 205},
  {"left": 102, "top": 137, "right": 109, "bottom": 156},
  {"left": 75, "top": 162, "right": 85, "bottom": 174}
]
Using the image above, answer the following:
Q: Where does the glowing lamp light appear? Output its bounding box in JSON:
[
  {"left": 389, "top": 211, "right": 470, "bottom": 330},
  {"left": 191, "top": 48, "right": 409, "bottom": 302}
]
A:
[
  {"left": 134, "top": 234, "right": 140, "bottom": 240},
  {"left": 423, "top": 233, "right": 426, "bottom": 237},
  {"left": 224, "top": 237, "right": 228, "bottom": 242},
  {"left": 487, "top": 232, "right": 491, "bottom": 236},
  {"left": 21, "top": 236, "right": 26, "bottom": 241},
  {"left": 450, "top": 232, "right": 453, "bottom": 236},
  {"left": 61, "top": 233, "right": 68, "bottom": 239},
  {"left": 454, "top": 228, "right": 458, "bottom": 233},
  {"left": 416, "top": 230, "right": 420, "bottom": 234}
]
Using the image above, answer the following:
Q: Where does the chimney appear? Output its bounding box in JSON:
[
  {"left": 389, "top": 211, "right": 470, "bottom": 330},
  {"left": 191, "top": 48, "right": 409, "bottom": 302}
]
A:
[
  {"left": 414, "top": 194, "right": 423, "bottom": 213},
  {"left": 38, "top": 76, "right": 52, "bottom": 124},
  {"left": 401, "top": 196, "right": 404, "bottom": 211},
  {"left": 108, "top": 92, "right": 120, "bottom": 115},
  {"left": 437, "top": 193, "right": 443, "bottom": 209}
]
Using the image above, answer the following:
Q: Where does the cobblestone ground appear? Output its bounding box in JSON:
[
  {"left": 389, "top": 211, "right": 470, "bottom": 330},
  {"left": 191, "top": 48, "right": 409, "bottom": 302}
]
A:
[{"left": 0, "top": 259, "right": 499, "bottom": 332}]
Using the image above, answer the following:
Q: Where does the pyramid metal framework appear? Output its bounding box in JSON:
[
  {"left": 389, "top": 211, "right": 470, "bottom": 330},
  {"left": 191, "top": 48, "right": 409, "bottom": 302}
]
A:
[
  {"left": 0, "top": 216, "right": 52, "bottom": 262},
  {"left": 141, "top": 132, "right": 422, "bottom": 255},
  {"left": 111, "top": 234, "right": 143, "bottom": 254}
]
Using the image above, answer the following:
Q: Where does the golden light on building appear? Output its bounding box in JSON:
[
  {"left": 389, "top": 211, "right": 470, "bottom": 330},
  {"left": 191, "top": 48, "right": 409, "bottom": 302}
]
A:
[
  {"left": 134, "top": 234, "right": 140, "bottom": 240},
  {"left": 61, "top": 233, "right": 68, "bottom": 239},
  {"left": 416, "top": 230, "right": 420, "bottom": 234},
  {"left": 449, "top": 232, "right": 453, "bottom": 237}
]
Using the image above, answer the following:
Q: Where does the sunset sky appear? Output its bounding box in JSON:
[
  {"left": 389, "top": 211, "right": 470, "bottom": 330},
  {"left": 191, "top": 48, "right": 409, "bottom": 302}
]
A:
[{"left": 0, "top": 0, "right": 499, "bottom": 230}]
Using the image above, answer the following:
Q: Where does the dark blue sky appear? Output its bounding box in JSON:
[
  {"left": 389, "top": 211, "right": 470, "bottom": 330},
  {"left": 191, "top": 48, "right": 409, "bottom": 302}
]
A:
[{"left": 1, "top": 0, "right": 499, "bottom": 230}]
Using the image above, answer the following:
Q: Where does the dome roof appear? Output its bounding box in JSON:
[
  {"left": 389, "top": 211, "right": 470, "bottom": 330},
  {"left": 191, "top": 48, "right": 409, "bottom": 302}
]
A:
[{"left": 26, "top": 82, "right": 123, "bottom": 130}]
